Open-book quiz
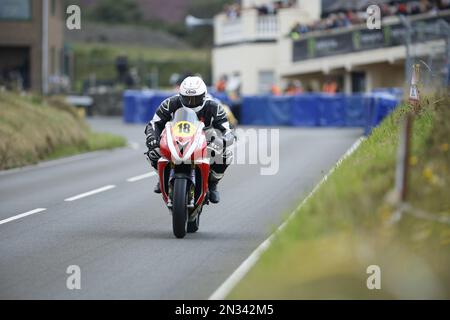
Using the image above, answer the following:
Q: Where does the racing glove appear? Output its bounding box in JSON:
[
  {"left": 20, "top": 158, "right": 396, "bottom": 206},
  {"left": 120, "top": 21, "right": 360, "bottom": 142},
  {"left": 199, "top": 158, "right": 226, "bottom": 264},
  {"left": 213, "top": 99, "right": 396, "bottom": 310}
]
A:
[
  {"left": 146, "top": 132, "right": 159, "bottom": 150},
  {"left": 207, "top": 135, "right": 223, "bottom": 153}
]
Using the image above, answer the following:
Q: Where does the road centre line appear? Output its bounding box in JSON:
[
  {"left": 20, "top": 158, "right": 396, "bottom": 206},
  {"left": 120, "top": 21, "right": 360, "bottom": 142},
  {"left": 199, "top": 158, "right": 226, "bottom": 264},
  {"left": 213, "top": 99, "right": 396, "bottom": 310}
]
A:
[
  {"left": 0, "top": 208, "right": 47, "bottom": 226},
  {"left": 127, "top": 172, "right": 157, "bottom": 182},
  {"left": 64, "top": 185, "right": 116, "bottom": 202}
]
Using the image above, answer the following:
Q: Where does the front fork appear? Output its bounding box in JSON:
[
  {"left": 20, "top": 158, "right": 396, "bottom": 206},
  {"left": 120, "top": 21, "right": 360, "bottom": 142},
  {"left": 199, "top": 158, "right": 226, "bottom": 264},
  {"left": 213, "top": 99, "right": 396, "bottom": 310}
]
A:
[{"left": 168, "top": 166, "right": 196, "bottom": 209}]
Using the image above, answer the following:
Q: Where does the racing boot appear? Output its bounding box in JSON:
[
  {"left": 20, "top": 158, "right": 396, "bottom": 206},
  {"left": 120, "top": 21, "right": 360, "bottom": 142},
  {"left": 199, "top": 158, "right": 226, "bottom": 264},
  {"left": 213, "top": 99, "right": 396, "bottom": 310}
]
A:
[
  {"left": 208, "top": 172, "right": 222, "bottom": 204},
  {"left": 154, "top": 181, "right": 161, "bottom": 194},
  {"left": 208, "top": 180, "right": 220, "bottom": 204}
]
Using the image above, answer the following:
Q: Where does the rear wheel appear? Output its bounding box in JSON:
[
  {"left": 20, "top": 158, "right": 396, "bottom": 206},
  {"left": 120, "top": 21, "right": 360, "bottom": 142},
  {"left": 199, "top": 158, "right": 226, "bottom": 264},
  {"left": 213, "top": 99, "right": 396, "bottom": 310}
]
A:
[
  {"left": 172, "top": 179, "right": 188, "bottom": 238},
  {"left": 187, "top": 214, "right": 200, "bottom": 233}
]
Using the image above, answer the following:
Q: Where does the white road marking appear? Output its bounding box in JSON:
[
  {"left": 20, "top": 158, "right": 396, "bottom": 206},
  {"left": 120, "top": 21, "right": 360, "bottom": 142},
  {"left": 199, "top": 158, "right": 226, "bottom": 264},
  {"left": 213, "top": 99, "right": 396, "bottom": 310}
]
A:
[
  {"left": 64, "top": 185, "right": 116, "bottom": 202},
  {"left": 0, "top": 150, "right": 112, "bottom": 177},
  {"left": 126, "top": 172, "right": 157, "bottom": 182},
  {"left": 0, "top": 208, "right": 47, "bottom": 226},
  {"left": 208, "top": 137, "right": 365, "bottom": 300}
]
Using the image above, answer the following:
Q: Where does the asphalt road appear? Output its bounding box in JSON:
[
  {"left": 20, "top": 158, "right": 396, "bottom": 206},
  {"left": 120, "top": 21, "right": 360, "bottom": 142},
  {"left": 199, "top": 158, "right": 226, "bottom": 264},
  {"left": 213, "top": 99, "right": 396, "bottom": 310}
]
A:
[{"left": 0, "top": 117, "right": 362, "bottom": 299}]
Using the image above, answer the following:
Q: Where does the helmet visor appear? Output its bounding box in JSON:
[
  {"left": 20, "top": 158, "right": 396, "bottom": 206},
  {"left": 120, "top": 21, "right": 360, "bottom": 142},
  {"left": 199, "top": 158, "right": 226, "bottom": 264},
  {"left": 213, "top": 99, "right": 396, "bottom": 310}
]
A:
[{"left": 180, "top": 94, "right": 205, "bottom": 108}]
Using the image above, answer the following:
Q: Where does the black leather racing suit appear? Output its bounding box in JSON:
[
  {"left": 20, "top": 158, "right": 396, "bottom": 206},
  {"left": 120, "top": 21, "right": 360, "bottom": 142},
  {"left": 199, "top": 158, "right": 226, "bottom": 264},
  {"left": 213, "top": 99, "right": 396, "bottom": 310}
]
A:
[{"left": 144, "top": 95, "right": 234, "bottom": 182}]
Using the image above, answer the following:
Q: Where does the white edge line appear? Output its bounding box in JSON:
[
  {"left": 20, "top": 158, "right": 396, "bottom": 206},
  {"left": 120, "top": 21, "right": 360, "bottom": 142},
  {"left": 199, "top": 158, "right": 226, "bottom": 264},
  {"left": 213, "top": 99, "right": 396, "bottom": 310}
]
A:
[
  {"left": 127, "top": 172, "right": 157, "bottom": 182},
  {"left": 0, "top": 150, "right": 115, "bottom": 177},
  {"left": 0, "top": 208, "right": 47, "bottom": 226},
  {"left": 64, "top": 185, "right": 116, "bottom": 202},
  {"left": 208, "top": 136, "right": 366, "bottom": 300}
]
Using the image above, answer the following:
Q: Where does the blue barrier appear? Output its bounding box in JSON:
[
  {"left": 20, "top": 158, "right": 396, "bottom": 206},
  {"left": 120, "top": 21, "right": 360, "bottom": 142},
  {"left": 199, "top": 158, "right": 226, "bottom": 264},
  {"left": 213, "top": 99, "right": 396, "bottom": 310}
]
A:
[
  {"left": 372, "top": 87, "right": 403, "bottom": 100},
  {"left": 241, "top": 95, "right": 293, "bottom": 126},
  {"left": 123, "top": 90, "right": 400, "bottom": 132},
  {"left": 123, "top": 90, "right": 233, "bottom": 124},
  {"left": 317, "top": 94, "right": 346, "bottom": 126},
  {"left": 241, "top": 93, "right": 398, "bottom": 130},
  {"left": 123, "top": 90, "right": 140, "bottom": 123},
  {"left": 291, "top": 94, "right": 320, "bottom": 127},
  {"left": 345, "top": 94, "right": 368, "bottom": 127},
  {"left": 210, "top": 92, "right": 233, "bottom": 106},
  {"left": 241, "top": 96, "right": 269, "bottom": 125},
  {"left": 123, "top": 90, "right": 171, "bottom": 124},
  {"left": 364, "top": 94, "right": 398, "bottom": 135},
  {"left": 135, "top": 91, "right": 153, "bottom": 123}
]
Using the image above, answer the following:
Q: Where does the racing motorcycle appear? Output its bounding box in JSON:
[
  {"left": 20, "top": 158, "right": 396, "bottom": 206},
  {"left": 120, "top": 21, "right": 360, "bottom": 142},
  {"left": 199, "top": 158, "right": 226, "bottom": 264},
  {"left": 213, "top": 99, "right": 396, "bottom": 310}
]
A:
[{"left": 156, "top": 108, "right": 221, "bottom": 238}]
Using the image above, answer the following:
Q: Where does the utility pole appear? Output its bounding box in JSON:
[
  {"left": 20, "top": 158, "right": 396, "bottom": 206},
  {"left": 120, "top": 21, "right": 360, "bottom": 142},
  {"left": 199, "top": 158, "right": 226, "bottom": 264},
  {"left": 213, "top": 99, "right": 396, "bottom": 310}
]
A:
[
  {"left": 42, "top": 0, "right": 49, "bottom": 95},
  {"left": 399, "top": 15, "right": 413, "bottom": 86},
  {"left": 437, "top": 19, "right": 450, "bottom": 87}
]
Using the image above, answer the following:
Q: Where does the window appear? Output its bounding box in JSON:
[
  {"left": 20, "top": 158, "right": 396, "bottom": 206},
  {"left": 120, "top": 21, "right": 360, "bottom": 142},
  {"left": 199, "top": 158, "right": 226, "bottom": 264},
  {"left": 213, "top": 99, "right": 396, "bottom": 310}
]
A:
[
  {"left": 51, "top": 47, "right": 56, "bottom": 74},
  {"left": 258, "top": 71, "right": 275, "bottom": 94},
  {"left": 0, "top": 0, "right": 31, "bottom": 20},
  {"left": 351, "top": 72, "right": 366, "bottom": 93},
  {"left": 51, "top": 0, "right": 56, "bottom": 16}
]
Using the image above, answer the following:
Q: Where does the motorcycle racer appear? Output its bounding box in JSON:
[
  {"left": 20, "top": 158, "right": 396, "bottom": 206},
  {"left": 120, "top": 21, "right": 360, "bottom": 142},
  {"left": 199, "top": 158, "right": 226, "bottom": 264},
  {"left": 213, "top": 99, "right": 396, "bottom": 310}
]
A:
[{"left": 145, "top": 76, "right": 235, "bottom": 204}]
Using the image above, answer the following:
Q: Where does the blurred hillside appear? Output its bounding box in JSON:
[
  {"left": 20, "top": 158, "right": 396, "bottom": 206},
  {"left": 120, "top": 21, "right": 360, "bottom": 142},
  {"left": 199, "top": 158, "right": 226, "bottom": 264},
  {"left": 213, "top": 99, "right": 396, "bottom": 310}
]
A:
[
  {"left": 76, "top": 0, "right": 194, "bottom": 23},
  {"left": 65, "top": 0, "right": 233, "bottom": 92},
  {"left": 65, "top": 22, "right": 189, "bottom": 49},
  {"left": 70, "top": 0, "right": 233, "bottom": 48}
]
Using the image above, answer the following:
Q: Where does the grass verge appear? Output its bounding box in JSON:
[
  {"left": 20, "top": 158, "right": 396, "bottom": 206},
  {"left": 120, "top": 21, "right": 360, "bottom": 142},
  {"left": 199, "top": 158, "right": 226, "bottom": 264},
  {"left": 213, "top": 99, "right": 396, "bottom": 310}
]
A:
[
  {"left": 0, "top": 91, "right": 127, "bottom": 170},
  {"left": 229, "top": 94, "right": 450, "bottom": 299}
]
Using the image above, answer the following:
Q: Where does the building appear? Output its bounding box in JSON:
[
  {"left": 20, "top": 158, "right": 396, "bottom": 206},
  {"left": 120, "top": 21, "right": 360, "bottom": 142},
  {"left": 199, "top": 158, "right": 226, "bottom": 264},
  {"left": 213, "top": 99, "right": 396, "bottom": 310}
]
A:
[
  {"left": 0, "top": 0, "right": 65, "bottom": 93},
  {"left": 213, "top": 0, "right": 450, "bottom": 95}
]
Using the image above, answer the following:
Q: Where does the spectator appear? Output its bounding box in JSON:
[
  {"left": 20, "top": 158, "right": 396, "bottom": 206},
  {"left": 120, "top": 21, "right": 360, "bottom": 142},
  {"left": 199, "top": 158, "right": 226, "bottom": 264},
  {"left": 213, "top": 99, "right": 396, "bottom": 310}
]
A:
[
  {"left": 322, "top": 79, "right": 338, "bottom": 94},
  {"left": 288, "top": 0, "right": 443, "bottom": 39},
  {"left": 215, "top": 75, "right": 228, "bottom": 92},
  {"left": 271, "top": 83, "right": 282, "bottom": 95},
  {"left": 224, "top": 3, "right": 241, "bottom": 19},
  {"left": 289, "top": 22, "right": 301, "bottom": 39},
  {"left": 226, "top": 72, "right": 242, "bottom": 99},
  {"left": 284, "top": 80, "right": 303, "bottom": 95},
  {"left": 115, "top": 54, "right": 129, "bottom": 84}
]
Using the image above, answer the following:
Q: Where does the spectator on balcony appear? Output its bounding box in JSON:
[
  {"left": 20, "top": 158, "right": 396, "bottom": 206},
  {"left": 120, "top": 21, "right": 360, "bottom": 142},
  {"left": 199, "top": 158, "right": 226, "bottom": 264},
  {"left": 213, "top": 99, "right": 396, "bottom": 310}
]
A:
[
  {"left": 410, "top": 2, "right": 422, "bottom": 14},
  {"left": 397, "top": 2, "right": 408, "bottom": 14},
  {"left": 256, "top": 3, "right": 275, "bottom": 15},
  {"left": 225, "top": 3, "right": 241, "bottom": 20},
  {"left": 380, "top": 3, "right": 390, "bottom": 16},
  {"left": 438, "top": 0, "right": 450, "bottom": 10},
  {"left": 288, "top": 0, "right": 443, "bottom": 39},
  {"left": 289, "top": 22, "right": 301, "bottom": 40},
  {"left": 245, "top": 0, "right": 296, "bottom": 16}
]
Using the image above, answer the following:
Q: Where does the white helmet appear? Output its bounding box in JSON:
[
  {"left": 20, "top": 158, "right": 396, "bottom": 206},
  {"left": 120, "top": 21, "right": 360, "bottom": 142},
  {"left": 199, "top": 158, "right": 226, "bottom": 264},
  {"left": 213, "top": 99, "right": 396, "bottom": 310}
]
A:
[{"left": 179, "top": 76, "right": 207, "bottom": 108}]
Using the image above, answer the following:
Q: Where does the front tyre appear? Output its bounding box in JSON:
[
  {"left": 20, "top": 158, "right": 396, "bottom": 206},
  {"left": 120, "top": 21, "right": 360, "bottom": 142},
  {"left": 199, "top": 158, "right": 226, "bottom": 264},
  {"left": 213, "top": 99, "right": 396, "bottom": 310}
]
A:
[{"left": 172, "top": 178, "right": 188, "bottom": 238}]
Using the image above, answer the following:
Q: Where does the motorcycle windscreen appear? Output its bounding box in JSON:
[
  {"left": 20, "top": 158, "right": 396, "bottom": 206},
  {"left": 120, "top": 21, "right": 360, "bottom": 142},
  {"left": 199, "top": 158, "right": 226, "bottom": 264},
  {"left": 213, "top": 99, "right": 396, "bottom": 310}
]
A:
[{"left": 171, "top": 108, "right": 201, "bottom": 138}]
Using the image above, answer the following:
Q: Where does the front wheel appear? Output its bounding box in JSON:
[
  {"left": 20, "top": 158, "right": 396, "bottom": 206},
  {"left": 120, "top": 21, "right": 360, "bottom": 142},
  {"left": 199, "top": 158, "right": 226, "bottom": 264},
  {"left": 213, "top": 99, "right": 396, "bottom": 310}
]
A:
[{"left": 172, "top": 178, "right": 188, "bottom": 238}]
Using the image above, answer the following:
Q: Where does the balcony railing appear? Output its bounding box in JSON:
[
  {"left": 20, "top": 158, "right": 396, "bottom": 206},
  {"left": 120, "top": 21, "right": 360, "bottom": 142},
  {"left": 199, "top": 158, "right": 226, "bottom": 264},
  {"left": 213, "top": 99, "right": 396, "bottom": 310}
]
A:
[
  {"left": 292, "top": 10, "right": 450, "bottom": 62},
  {"left": 220, "top": 18, "right": 244, "bottom": 44},
  {"left": 256, "top": 15, "right": 278, "bottom": 39},
  {"left": 215, "top": 11, "right": 279, "bottom": 45}
]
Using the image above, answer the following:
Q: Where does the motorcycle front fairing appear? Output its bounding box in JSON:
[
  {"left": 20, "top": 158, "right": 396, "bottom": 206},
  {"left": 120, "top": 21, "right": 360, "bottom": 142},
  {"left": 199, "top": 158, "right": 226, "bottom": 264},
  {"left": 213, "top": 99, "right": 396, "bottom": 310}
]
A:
[{"left": 157, "top": 108, "right": 209, "bottom": 208}]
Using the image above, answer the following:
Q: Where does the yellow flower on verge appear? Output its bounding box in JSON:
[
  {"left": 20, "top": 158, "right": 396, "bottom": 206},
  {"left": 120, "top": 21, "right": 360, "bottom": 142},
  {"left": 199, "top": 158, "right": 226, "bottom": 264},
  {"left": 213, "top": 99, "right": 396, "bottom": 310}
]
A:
[
  {"left": 439, "top": 143, "right": 449, "bottom": 152},
  {"left": 422, "top": 167, "right": 434, "bottom": 182}
]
